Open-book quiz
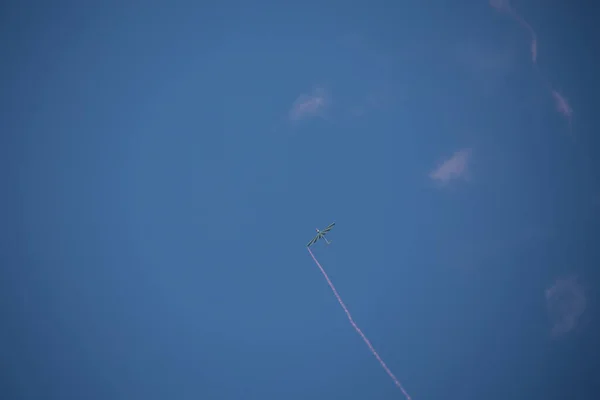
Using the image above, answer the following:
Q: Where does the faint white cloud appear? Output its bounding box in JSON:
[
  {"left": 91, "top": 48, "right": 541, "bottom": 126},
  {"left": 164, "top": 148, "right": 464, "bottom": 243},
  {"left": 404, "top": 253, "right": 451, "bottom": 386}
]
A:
[
  {"left": 546, "top": 275, "right": 587, "bottom": 338},
  {"left": 289, "top": 87, "right": 330, "bottom": 121},
  {"left": 429, "top": 148, "right": 471, "bottom": 184}
]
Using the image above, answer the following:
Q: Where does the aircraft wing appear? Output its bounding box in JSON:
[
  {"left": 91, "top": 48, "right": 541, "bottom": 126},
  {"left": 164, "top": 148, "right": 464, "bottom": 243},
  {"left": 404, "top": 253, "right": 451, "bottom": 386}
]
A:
[
  {"left": 306, "top": 233, "right": 321, "bottom": 247},
  {"left": 321, "top": 222, "right": 335, "bottom": 234}
]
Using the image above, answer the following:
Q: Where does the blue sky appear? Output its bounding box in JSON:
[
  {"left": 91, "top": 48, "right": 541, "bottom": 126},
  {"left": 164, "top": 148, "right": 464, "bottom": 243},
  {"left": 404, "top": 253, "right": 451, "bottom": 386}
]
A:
[{"left": 2, "top": 1, "right": 599, "bottom": 399}]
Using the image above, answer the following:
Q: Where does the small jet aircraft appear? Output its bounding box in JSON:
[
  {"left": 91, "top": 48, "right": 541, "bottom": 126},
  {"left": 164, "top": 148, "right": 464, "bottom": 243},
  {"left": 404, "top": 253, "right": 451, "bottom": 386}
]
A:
[{"left": 306, "top": 222, "right": 335, "bottom": 247}]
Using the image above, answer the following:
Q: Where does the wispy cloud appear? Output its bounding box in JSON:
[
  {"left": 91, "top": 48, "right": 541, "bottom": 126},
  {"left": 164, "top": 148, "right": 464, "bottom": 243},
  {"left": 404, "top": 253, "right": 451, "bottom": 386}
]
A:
[
  {"left": 429, "top": 148, "right": 471, "bottom": 184},
  {"left": 288, "top": 87, "right": 329, "bottom": 121},
  {"left": 546, "top": 275, "right": 586, "bottom": 337}
]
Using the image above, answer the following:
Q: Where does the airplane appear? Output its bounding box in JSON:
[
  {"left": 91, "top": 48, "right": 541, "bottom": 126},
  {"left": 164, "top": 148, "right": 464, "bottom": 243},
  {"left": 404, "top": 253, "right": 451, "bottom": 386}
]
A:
[{"left": 306, "top": 222, "right": 335, "bottom": 247}]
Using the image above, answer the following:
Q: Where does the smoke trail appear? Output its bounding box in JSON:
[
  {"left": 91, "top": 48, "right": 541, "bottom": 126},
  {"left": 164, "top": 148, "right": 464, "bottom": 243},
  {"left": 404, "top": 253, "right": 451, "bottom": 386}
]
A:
[
  {"left": 307, "top": 247, "right": 412, "bottom": 400},
  {"left": 489, "top": 0, "right": 574, "bottom": 131}
]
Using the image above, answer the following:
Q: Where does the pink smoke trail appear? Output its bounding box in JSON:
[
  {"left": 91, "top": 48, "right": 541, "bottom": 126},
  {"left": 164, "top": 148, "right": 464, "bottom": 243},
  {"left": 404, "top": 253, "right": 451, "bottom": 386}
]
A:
[
  {"left": 489, "top": 0, "right": 574, "bottom": 131},
  {"left": 307, "top": 247, "right": 412, "bottom": 400},
  {"left": 552, "top": 90, "right": 574, "bottom": 135},
  {"left": 490, "top": 0, "right": 537, "bottom": 63}
]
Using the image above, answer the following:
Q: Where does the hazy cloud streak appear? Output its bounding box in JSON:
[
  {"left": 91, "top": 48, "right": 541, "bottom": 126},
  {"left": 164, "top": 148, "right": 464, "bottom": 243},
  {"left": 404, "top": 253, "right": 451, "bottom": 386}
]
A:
[
  {"left": 546, "top": 276, "right": 586, "bottom": 337},
  {"left": 429, "top": 148, "right": 472, "bottom": 184},
  {"left": 289, "top": 87, "right": 329, "bottom": 121}
]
